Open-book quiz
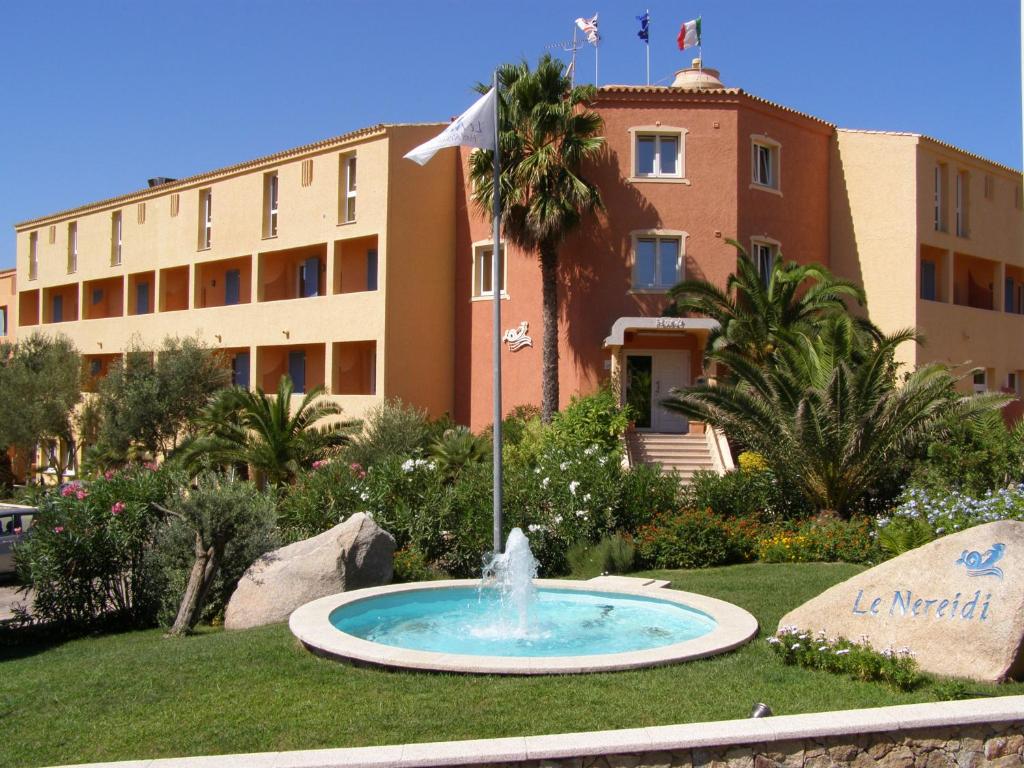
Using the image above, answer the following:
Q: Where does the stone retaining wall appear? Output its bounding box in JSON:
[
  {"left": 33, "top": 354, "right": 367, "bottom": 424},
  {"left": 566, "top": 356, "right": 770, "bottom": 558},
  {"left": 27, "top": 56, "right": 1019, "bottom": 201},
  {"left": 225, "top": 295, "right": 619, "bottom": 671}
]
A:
[{"left": 64, "top": 696, "right": 1024, "bottom": 768}]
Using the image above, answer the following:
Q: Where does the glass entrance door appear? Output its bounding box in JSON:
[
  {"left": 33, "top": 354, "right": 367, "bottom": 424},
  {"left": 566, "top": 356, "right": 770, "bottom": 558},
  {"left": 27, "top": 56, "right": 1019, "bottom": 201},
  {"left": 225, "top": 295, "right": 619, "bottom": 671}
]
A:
[{"left": 625, "top": 355, "right": 653, "bottom": 429}]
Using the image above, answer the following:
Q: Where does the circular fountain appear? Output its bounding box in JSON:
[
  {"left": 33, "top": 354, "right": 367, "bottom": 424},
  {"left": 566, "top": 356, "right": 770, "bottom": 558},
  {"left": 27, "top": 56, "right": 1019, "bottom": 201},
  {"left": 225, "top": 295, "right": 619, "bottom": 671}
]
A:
[{"left": 290, "top": 529, "right": 757, "bottom": 674}]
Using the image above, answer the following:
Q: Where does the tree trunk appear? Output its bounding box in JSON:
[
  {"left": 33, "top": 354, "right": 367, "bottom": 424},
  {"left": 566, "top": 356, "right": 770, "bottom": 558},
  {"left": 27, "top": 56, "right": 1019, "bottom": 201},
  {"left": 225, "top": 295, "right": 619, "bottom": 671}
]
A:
[
  {"left": 539, "top": 241, "right": 560, "bottom": 423},
  {"left": 167, "top": 532, "right": 221, "bottom": 636}
]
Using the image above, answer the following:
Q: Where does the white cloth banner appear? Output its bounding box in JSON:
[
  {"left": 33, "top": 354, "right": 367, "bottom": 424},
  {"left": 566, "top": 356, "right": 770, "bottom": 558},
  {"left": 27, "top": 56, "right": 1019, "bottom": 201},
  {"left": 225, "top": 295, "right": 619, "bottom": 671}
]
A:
[{"left": 404, "top": 88, "right": 496, "bottom": 166}]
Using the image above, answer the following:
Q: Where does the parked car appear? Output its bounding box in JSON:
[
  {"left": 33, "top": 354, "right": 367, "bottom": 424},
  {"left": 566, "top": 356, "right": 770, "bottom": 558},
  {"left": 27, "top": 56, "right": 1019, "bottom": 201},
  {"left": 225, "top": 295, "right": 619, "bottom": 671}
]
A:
[{"left": 0, "top": 507, "right": 35, "bottom": 575}]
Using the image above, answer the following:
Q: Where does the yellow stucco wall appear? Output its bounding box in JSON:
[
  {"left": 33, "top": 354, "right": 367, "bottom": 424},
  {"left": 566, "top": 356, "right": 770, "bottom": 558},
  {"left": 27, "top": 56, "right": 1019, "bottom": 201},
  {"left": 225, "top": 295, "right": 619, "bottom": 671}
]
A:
[
  {"left": 12, "top": 123, "right": 452, "bottom": 423},
  {"left": 0, "top": 269, "right": 15, "bottom": 341},
  {"left": 831, "top": 130, "right": 1024, "bottom": 390}
]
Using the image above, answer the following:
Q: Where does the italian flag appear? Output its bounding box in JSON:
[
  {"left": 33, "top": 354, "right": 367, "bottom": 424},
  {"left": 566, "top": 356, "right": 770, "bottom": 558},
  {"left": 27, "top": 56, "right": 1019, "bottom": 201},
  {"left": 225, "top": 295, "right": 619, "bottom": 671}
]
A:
[{"left": 677, "top": 17, "right": 701, "bottom": 50}]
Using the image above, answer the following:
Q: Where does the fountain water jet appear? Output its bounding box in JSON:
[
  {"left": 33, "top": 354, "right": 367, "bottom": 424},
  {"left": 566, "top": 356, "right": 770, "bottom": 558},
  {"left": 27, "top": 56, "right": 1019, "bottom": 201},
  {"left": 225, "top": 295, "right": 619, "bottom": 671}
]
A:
[{"left": 480, "top": 527, "right": 540, "bottom": 635}]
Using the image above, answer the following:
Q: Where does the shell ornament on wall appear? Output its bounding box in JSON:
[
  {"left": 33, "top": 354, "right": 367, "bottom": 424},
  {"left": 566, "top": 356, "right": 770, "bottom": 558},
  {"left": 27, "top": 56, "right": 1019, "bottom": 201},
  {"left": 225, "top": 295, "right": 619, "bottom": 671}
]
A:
[{"left": 503, "top": 321, "right": 533, "bottom": 352}]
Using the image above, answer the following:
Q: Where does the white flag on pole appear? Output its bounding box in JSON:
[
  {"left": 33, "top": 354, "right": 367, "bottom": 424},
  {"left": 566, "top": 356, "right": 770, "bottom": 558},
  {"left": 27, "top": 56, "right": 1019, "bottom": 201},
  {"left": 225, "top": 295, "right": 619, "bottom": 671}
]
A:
[{"left": 404, "top": 88, "right": 496, "bottom": 166}]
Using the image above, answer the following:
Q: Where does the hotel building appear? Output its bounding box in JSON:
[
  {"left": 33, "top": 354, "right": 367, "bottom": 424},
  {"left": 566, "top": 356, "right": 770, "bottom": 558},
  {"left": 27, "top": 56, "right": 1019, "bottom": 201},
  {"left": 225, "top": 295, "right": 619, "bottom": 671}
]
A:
[{"left": 10, "top": 63, "right": 1024, "bottom": 474}]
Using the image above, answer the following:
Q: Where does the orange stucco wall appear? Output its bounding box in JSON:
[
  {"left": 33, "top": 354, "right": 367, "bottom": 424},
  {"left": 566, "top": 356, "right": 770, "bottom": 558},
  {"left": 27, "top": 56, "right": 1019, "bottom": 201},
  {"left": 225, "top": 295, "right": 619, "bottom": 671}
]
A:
[{"left": 455, "top": 90, "right": 832, "bottom": 431}]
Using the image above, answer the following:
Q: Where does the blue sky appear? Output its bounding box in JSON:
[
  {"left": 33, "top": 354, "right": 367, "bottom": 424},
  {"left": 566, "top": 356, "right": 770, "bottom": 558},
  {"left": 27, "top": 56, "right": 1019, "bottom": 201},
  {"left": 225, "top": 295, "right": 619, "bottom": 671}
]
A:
[{"left": 2, "top": 0, "right": 1020, "bottom": 270}]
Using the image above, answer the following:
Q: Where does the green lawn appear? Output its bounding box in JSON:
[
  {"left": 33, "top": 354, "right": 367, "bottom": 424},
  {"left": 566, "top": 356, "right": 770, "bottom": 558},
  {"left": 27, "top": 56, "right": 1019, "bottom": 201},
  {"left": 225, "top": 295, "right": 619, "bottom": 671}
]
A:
[{"left": 2, "top": 562, "right": 1021, "bottom": 768}]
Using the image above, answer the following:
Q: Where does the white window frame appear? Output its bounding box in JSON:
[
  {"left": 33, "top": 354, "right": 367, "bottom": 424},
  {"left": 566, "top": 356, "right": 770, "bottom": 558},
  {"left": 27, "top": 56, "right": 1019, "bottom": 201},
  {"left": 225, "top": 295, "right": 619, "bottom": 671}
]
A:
[
  {"left": 341, "top": 154, "right": 357, "bottom": 224},
  {"left": 629, "top": 229, "right": 686, "bottom": 293},
  {"left": 934, "top": 163, "right": 946, "bottom": 232},
  {"left": 265, "top": 172, "right": 279, "bottom": 238},
  {"left": 955, "top": 170, "right": 968, "bottom": 237},
  {"left": 471, "top": 239, "right": 508, "bottom": 300},
  {"left": 28, "top": 231, "right": 38, "bottom": 279},
  {"left": 67, "top": 222, "right": 78, "bottom": 274},
  {"left": 972, "top": 369, "right": 987, "bottom": 394},
  {"left": 111, "top": 211, "right": 123, "bottom": 265},
  {"left": 1007, "top": 371, "right": 1020, "bottom": 397},
  {"left": 750, "top": 135, "right": 781, "bottom": 195},
  {"left": 0, "top": 306, "right": 7, "bottom": 337},
  {"left": 628, "top": 126, "right": 688, "bottom": 183},
  {"left": 199, "top": 190, "right": 212, "bottom": 249},
  {"left": 749, "top": 238, "right": 779, "bottom": 288}
]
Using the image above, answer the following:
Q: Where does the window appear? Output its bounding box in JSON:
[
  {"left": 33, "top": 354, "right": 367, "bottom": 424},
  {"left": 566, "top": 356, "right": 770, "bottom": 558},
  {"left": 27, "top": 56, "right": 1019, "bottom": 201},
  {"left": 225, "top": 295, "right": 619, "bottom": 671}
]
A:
[
  {"left": 473, "top": 243, "right": 506, "bottom": 297},
  {"left": 633, "top": 132, "right": 683, "bottom": 178},
  {"left": 632, "top": 235, "right": 681, "bottom": 291},
  {"left": 298, "top": 257, "right": 322, "bottom": 298},
  {"left": 1008, "top": 371, "right": 1020, "bottom": 397},
  {"left": 137, "top": 202, "right": 146, "bottom": 225},
  {"left": 0, "top": 306, "right": 7, "bottom": 337},
  {"left": 752, "top": 241, "right": 776, "bottom": 287},
  {"left": 136, "top": 281, "right": 150, "bottom": 314},
  {"left": 955, "top": 171, "right": 969, "bottom": 237},
  {"left": 921, "top": 261, "right": 937, "bottom": 301},
  {"left": 341, "top": 155, "right": 357, "bottom": 223},
  {"left": 170, "top": 193, "right": 180, "bottom": 217},
  {"left": 1007, "top": 277, "right": 1023, "bottom": 314},
  {"left": 301, "top": 158, "right": 314, "bottom": 187},
  {"left": 366, "top": 249, "right": 378, "bottom": 291},
  {"left": 751, "top": 136, "right": 780, "bottom": 191},
  {"left": 225, "top": 269, "right": 241, "bottom": 305},
  {"left": 199, "top": 190, "right": 212, "bottom": 249},
  {"left": 111, "top": 211, "right": 122, "bottom": 265},
  {"left": 232, "top": 352, "right": 250, "bottom": 388},
  {"left": 984, "top": 175, "right": 994, "bottom": 200},
  {"left": 67, "top": 222, "right": 77, "bottom": 273},
  {"left": 973, "top": 369, "right": 987, "bottom": 393},
  {"left": 934, "top": 163, "right": 947, "bottom": 231},
  {"left": 28, "top": 231, "right": 38, "bottom": 279},
  {"left": 52, "top": 294, "right": 63, "bottom": 323},
  {"left": 264, "top": 172, "right": 279, "bottom": 237}
]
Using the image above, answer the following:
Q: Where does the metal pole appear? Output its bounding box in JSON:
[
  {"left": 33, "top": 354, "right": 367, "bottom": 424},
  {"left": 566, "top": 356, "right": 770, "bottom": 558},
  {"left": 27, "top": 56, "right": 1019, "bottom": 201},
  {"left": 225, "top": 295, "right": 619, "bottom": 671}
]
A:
[
  {"left": 645, "top": 10, "right": 650, "bottom": 86},
  {"left": 491, "top": 69, "right": 504, "bottom": 554},
  {"left": 595, "top": 41, "right": 599, "bottom": 86}
]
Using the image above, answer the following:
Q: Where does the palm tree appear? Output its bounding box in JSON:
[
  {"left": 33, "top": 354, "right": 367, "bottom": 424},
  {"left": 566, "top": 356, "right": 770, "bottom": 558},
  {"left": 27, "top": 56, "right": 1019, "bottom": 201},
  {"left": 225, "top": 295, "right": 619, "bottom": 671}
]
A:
[
  {"left": 176, "top": 376, "right": 359, "bottom": 489},
  {"left": 668, "top": 241, "right": 870, "bottom": 369},
  {"left": 469, "top": 55, "right": 605, "bottom": 422},
  {"left": 662, "top": 319, "right": 1007, "bottom": 516}
]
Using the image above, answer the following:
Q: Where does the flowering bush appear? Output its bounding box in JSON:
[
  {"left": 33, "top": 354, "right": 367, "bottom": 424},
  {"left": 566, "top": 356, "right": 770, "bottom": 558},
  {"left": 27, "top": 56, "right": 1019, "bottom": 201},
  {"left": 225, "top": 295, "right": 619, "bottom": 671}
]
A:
[
  {"left": 758, "top": 517, "right": 876, "bottom": 564},
  {"left": 15, "top": 465, "right": 176, "bottom": 628},
  {"left": 634, "top": 509, "right": 761, "bottom": 569},
  {"left": 770, "top": 626, "right": 924, "bottom": 690},
  {"left": 883, "top": 484, "right": 1024, "bottom": 536}
]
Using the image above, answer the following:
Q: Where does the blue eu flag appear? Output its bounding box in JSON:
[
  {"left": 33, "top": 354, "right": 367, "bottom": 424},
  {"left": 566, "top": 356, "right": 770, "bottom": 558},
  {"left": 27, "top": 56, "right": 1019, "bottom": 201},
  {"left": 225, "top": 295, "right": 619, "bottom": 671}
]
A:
[{"left": 637, "top": 12, "right": 650, "bottom": 42}]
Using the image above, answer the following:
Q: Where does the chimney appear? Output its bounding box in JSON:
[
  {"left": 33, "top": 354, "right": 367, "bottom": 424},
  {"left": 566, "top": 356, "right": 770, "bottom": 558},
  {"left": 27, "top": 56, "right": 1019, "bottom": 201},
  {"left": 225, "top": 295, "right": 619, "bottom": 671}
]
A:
[{"left": 147, "top": 177, "right": 176, "bottom": 188}]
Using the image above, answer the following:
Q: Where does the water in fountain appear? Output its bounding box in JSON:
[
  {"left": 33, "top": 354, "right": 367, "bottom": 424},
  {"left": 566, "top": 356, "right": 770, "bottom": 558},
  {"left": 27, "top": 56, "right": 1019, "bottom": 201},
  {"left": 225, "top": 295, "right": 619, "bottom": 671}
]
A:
[{"left": 479, "top": 527, "right": 540, "bottom": 637}]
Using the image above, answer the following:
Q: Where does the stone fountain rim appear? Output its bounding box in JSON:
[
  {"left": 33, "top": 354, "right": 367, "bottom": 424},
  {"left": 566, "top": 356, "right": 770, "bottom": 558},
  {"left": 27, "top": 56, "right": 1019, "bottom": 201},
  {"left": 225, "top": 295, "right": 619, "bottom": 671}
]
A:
[{"left": 288, "top": 578, "right": 759, "bottom": 675}]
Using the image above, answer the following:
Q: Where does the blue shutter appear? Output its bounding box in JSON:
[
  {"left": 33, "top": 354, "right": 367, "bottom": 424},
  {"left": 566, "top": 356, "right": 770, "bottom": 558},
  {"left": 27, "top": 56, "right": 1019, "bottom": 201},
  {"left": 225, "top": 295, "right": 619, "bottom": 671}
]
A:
[
  {"left": 288, "top": 350, "right": 306, "bottom": 393},
  {"left": 225, "top": 270, "right": 240, "bottom": 305},
  {"left": 366, "top": 249, "right": 378, "bottom": 291},
  {"left": 921, "top": 262, "right": 937, "bottom": 301},
  {"left": 52, "top": 295, "right": 63, "bottom": 323},
  {"left": 232, "top": 352, "right": 250, "bottom": 388},
  {"left": 302, "top": 258, "right": 320, "bottom": 297},
  {"left": 136, "top": 282, "right": 149, "bottom": 314}
]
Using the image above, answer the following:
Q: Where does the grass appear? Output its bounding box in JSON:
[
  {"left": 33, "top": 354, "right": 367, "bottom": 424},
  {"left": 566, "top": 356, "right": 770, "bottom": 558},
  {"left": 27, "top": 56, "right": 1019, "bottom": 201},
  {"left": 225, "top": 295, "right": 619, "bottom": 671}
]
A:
[{"left": 2, "top": 562, "right": 1021, "bottom": 768}]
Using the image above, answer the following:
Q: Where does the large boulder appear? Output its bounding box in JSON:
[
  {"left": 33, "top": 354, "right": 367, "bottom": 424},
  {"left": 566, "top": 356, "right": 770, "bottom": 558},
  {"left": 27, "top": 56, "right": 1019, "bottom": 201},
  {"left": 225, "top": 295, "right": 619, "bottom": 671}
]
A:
[
  {"left": 778, "top": 520, "right": 1024, "bottom": 682},
  {"left": 224, "top": 512, "right": 395, "bottom": 630}
]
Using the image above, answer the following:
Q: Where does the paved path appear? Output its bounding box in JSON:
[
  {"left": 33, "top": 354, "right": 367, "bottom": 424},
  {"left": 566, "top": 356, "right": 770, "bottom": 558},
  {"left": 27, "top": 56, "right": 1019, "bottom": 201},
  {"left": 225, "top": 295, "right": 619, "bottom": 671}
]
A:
[{"left": 0, "top": 583, "right": 32, "bottom": 621}]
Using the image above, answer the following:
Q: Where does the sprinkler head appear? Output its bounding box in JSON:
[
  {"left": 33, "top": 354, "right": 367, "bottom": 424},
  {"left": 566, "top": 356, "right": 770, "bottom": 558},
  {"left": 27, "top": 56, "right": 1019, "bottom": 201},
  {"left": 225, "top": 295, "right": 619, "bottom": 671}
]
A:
[{"left": 750, "top": 702, "right": 773, "bottom": 718}]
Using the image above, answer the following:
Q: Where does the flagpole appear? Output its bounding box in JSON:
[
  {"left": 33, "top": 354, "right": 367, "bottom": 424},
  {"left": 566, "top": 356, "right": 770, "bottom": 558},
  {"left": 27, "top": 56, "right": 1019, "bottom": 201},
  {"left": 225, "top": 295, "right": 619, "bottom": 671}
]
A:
[
  {"left": 570, "top": 25, "right": 578, "bottom": 87},
  {"left": 645, "top": 10, "right": 650, "bottom": 85},
  {"left": 595, "top": 39, "right": 599, "bottom": 85},
  {"left": 490, "top": 69, "right": 504, "bottom": 555}
]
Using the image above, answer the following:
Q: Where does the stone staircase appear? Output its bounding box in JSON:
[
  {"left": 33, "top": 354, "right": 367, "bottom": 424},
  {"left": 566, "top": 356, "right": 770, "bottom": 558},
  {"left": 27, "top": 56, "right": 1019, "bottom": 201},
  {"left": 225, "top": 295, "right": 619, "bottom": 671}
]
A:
[{"left": 626, "top": 429, "right": 720, "bottom": 483}]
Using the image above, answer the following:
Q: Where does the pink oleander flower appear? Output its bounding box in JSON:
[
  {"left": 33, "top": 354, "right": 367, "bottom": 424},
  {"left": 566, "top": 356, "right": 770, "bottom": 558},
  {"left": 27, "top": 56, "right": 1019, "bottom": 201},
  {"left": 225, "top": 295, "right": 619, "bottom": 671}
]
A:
[
  {"left": 104, "top": 470, "right": 115, "bottom": 480},
  {"left": 349, "top": 462, "right": 366, "bottom": 479},
  {"left": 53, "top": 526, "right": 64, "bottom": 534},
  {"left": 145, "top": 461, "right": 159, "bottom": 471},
  {"left": 312, "top": 460, "right": 329, "bottom": 470},
  {"left": 75, "top": 490, "right": 87, "bottom": 500},
  {"left": 61, "top": 481, "right": 81, "bottom": 498},
  {"left": 111, "top": 501, "right": 126, "bottom": 515}
]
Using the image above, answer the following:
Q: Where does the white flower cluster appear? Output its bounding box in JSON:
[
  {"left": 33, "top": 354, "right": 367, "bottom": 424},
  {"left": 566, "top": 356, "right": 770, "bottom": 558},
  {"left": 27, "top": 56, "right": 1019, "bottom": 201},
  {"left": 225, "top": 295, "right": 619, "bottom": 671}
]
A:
[{"left": 401, "top": 458, "right": 435, "bottom": 473}]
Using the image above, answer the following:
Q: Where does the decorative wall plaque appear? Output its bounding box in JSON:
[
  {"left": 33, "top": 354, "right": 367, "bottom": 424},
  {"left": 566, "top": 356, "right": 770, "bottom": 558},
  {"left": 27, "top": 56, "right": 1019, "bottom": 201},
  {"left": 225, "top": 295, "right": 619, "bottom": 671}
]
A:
[{"left": 503, "top": 321, "right": 533, "bottom": 352}]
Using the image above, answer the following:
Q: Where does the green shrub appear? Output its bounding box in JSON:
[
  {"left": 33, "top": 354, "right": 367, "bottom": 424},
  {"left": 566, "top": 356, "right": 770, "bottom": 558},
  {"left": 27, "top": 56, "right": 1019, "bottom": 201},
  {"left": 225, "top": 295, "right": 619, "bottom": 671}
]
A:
[
  {"left": 682, "top": 468, "right": 807, "bottom": 521},
  {"left": 151, "top": 477, "right": 278, "bottom": 628},
  {"left": 617, "top": 463, "right": 680, "bottom": 532},
  {"left": 277, "top": 460, "right": 365, "bottom": 541},
  {"left": 757, "top": 517, "right": 876, "bottom": 564},
  {"left": 770, "top": 627, "right": 925, "bottom": 691},
  {"left": 14, "top": 466, "right": 176, "bottom": 629},
  {"left": 634, "top": 509, "right": 760, "bottom": 569},
  {"left": 567, "top": 534, "right": 635, "bottom": 578},
  {"left": 428, "top": 426, "right": 488, "bottom": 478},
  {"left": 393, "top": 546, "right": 446, "bottom": 582},
  {"left": 911, "top": 412, "right": 1024, "bottom": 496},
  {"left": 548, "top": 387, "right": 630, "bottom": 454},
  {"left": 345, "top": 399, "right": 435, "bottom": 469}
]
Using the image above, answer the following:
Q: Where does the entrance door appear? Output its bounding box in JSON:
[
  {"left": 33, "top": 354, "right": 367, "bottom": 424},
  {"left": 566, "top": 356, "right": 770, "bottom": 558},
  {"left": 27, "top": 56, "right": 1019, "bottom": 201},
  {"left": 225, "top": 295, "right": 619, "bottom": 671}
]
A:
[{"left": 624, "top": 350, "right": 690, "bottom": 433}]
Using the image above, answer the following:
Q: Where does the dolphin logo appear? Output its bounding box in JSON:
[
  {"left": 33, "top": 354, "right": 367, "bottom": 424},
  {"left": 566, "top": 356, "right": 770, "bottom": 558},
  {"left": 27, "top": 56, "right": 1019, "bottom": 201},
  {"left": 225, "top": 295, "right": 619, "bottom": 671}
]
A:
[{"left": 956, "top": 543, "right": 1006, "bottom": 580}]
